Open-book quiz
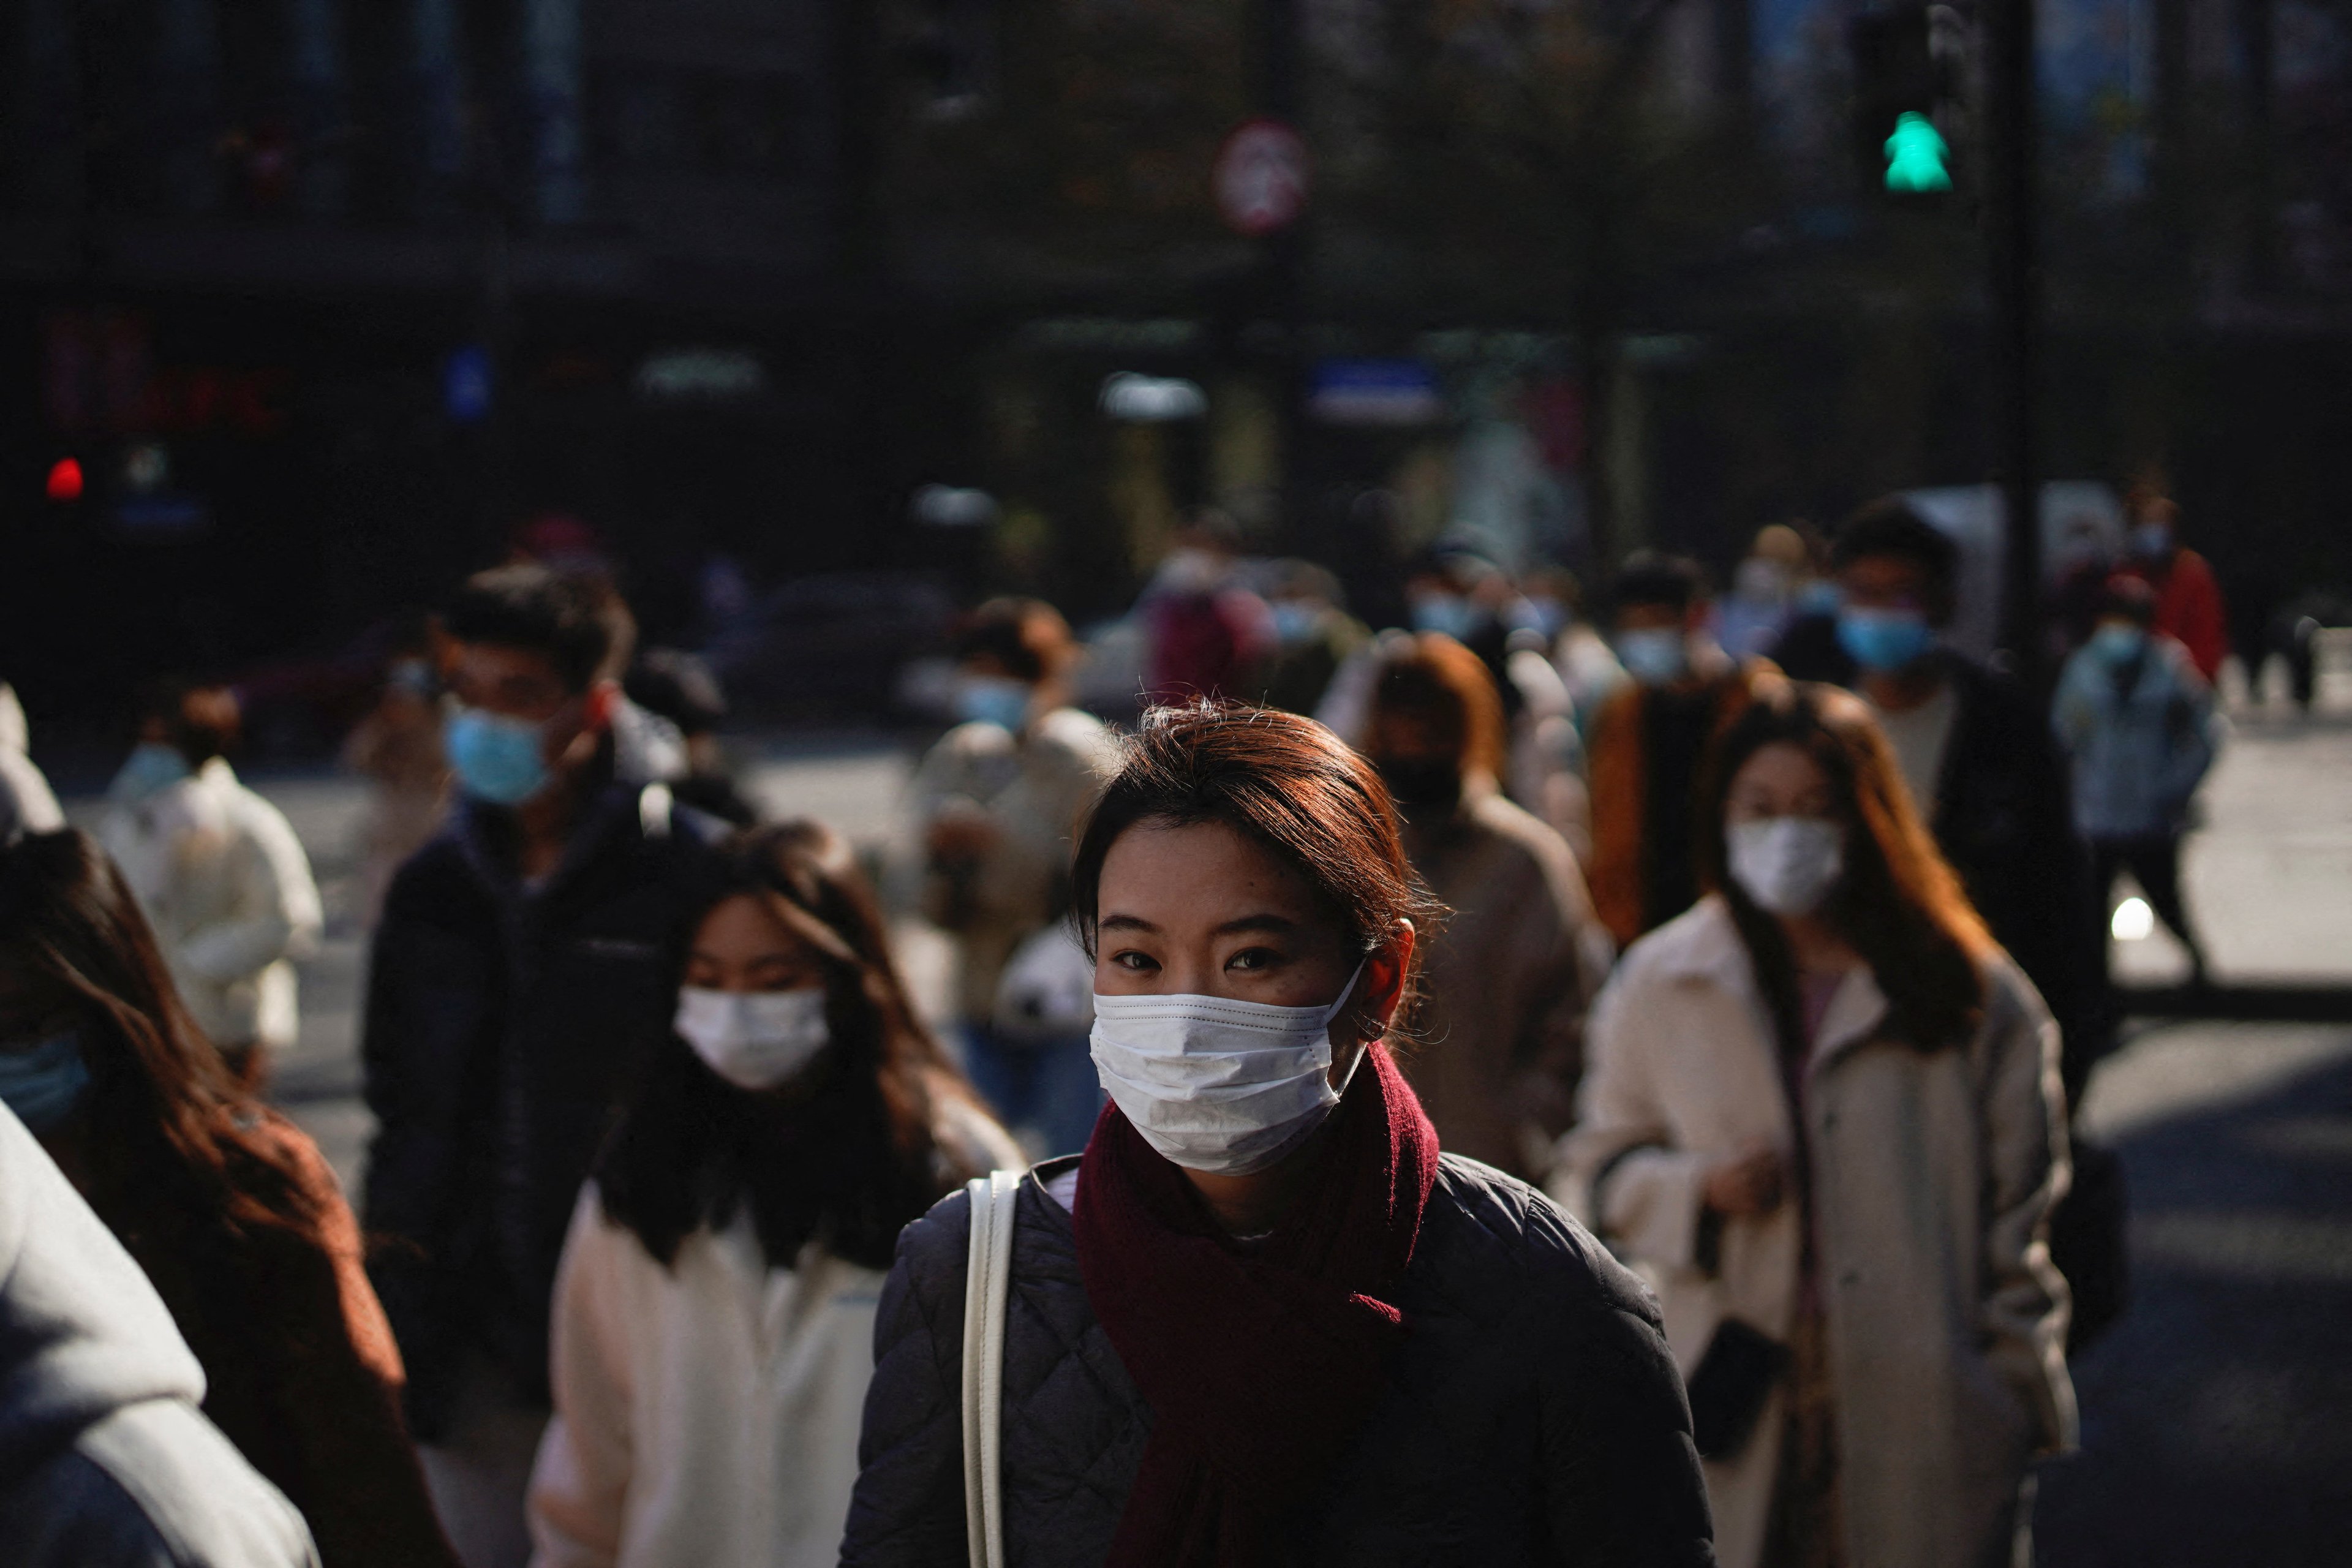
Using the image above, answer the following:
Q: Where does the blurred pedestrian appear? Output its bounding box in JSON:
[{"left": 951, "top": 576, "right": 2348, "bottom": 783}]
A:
[
  {"left": 528, "top": 821, "right": 1017, "bottom": 1568},
  {"left": 99, "top": 682, "right": 323, "bottom": 1088},
  {"left": 1140, "top": 513, "right": 1274, "bottom": 705},
  {"left": 906, "top": 598, "right": 1118, "bottom": 1158},
  {"left": 2117, "top": 491, "right": 2229, "bottom": 684},
  {"left": 1586, "top": 552, "right": 1772, "bottom": 948},
  {"left": 1524, "top": 567, "right": 1629, "bottom": 736},
  {"left": 2053, "top": 578, "right": 2222, "bottom": 986},
  {"left": 2046, "top": 512, "right": 2116, "bottom": 660},
  {"left": 1776, "top": 500, "right": 2106, "bottom": 1107},
  {"left": 1560, "top": 683, "right": 2075, "bottom": 1568},
  {"left": 1712, "top": 524, "right": 1811, "bottom": 663},
  {"left": 624, "top": 647, "right": 758, "bottom": 826},
  {"left": 342, "top": 620, "right": 452, "bottom": 931},
  {"left": 0, "top": 1100, "right": 322, "bottom": 1568},
  {"left": 1250, "top": 558, "right": 1370, "bottom": 717},
  {"left": 362, "top": 566, "right": 726, "bottom": 1568},
  {"left": 1362, "top": 637, "right": 1613, "bottom": 1178},
  {"left": 840, "top": 703, "right": 1714, "bottom": 1567},
  {"left": 0, "top": 827, "right": 456, "bottom": 1567},
  {"left": 0, "top": 680, "right": 64, "bottom": 843}
]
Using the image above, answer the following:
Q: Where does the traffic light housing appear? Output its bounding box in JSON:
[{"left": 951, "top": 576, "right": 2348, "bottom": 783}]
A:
[{"left": 1849, "top": 3, "right": 1969, "bottom": 203}]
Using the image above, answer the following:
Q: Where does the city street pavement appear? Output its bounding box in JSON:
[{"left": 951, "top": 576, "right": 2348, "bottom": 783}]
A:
[{"left": 53, "top": 674, "right": 2352, "bottom": 1563}]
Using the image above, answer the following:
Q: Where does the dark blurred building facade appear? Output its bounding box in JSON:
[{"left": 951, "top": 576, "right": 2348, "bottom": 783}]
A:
[{"left": 4, "top": 0, "right": 2348, "bottom": 734}]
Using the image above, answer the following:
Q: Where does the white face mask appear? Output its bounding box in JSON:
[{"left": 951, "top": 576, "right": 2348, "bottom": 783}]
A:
[
  {"left": 1727, "top": 817, "right": 1845, "bottom": 917},
  {"left": 1090, "top": 962, "right": 1367, "bottom": 1175},
  {"left": 674, "top": 985, "right": 832, "bottom": 1091}
]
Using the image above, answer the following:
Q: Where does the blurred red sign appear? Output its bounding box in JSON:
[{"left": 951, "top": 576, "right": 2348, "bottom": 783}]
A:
[{"left": 1213, "top": 119, "right": 1310, "bottom": 238}]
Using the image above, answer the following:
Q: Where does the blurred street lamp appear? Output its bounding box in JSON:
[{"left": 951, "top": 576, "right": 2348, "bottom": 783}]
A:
[{"left": 1099, "top": 372, "right": 1208, "bottom": 422}]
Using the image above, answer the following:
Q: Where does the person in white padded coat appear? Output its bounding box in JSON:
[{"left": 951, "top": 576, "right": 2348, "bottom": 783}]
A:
[{"left": 526, "top": 820, "right": 1020, "bottom": 1568}]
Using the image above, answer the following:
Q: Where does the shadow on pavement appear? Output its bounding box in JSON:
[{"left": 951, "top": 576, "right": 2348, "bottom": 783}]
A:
[{"left": 2036, "top": 1042, "right": 2352, "bottom": 1566}]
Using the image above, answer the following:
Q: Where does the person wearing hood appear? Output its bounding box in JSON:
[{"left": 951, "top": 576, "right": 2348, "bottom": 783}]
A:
[
  {"left": 526, "top": 821, "right": 1019, "bottom": 1568},
  {"left": 1586, "top": 552, "right": 1774, "bottom": 948},
  {"left": 904, "top": 597, "right": 1118, "bottom": 1159},
  {"left": 2052, "top": 577, "right": 2222, "bottom": 986},
  {"left": 1361, "top": 635, "right": 1614, "bottom": 1180},
  {"left": 0, "top": 682, "right": 64, "bottom": 845},
  {"left": 361, "top": 565, "right": 726, "bottom": 1568},
  {"left": 0, "top": 1098, "right": 320, "bottom": 1567},
  {"left": 97, "top": 682, "right": 323, "bottom": 1088},
  {"left": 0, "top": 827, "right": 454, "bottom": 1567}
]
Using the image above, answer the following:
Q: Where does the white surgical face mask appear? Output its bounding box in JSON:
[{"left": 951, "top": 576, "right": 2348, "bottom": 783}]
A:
[
  {"left": 674, "top": 985, "right": 832, "bottom": 1091},
  {"left": 1090, "top": 962, "right": 1367, "bottom": 1175},
  {"left": 1727, "top": 817, "right": 1845, "bottom": 917}
]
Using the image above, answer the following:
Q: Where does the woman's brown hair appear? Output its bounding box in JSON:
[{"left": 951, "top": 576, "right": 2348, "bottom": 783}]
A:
[
  {"left": 0, "top": 829, "right": 319, "bottom": 1242},
  {"left": 1069, "top": 701, "right": 1446, "bottom": 1009},
  {"left": 1367, "top": 632, "right": 1510, "bottom": 782},
  {"left": 595, "top": 819, "right": 995, "bottom": 1271},
  {"left": 1697, "top": 682, "right": 1993, "bottom": 1054}
]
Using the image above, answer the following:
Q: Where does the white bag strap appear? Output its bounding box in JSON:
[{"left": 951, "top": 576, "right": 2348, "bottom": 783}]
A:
[{"left": 960, "top": 1169, "right": 1019, "bottom": 1568}]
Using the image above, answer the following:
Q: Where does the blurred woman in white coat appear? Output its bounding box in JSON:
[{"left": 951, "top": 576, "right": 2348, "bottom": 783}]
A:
[
  {"left": 527, "top": 821, "right": 1019, "bottom": 1568},
  {"left": 1558, "top": 682, "right": 2075, "bottom": 1568}
]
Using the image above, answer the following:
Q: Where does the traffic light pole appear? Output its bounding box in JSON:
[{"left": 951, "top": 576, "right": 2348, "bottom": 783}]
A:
[{"left": 1985, "top": 0, "right": 2043, "bottom": 685}]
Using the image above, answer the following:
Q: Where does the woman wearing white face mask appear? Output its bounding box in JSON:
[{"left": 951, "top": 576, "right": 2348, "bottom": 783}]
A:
[
  {"left": 1558, "top": 684, "right": 2075, "bottom": 1568},
  {"left": 526, "top": 821, "right": 1018, "bottom": 1568},
  {"left": 842, "top": 701, "right": 1714, "bottom": 1568}
]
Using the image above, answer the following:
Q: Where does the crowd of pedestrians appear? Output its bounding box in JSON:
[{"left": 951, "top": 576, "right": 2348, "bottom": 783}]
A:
[{"left": 0, "top": 483, "right": 2237, "bottom": 1567}]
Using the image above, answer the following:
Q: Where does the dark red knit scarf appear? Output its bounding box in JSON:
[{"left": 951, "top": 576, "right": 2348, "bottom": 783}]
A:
[{"left": 1073, "top": 1042, "right": 1442, "bottom": 1567}]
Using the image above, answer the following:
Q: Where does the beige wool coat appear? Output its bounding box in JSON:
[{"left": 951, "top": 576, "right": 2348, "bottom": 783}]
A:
[{"left": 1555, "top": 896, "right": 2076, "bottom": 1568}]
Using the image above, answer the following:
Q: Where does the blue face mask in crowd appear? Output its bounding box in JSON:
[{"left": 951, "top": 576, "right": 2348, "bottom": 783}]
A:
[
  {"left": 1270, "top": 601, "right": 1321, "bottom": 645},
  {"left": 1836, "top": 607, "right": 1935, "bottom": 673},
  {"left": 955, "top": 676, "right": 1031, "bottom": 731},
  {"left": 2090, "top": 622, "right": 2148, "bottom": 662},
  {"left": 1797, "top": 579, "right": 1844, "bottom": 617},
  {"left": 445, "top": 706, "right": 554, "bottom": 805},
  {"left": 1616, "top": 628, "right": 1688, "bottom": 687},
  {"left": 108, "top": 742, "right": 190, "bottom": 805},
  {"left": 1410, "top": 595, "right": 1478, "bottom": 641},
  {"left": 2130, "top": 522, "right": 2172, "bottom": 560},
  {"left": 0, "top": 1030, "right": 92, "bottom": 1136}
]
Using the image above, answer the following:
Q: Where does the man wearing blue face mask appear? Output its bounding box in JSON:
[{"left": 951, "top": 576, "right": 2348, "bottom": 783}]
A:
[
  {"left": 1773, "top": 499, "right": 2106, "bottom": 1110},
  {"left": 360, "top": 565, "right": 725, "bottom": 1568},
  {"left": 1585, "top": 552, "right": 1774, "bottom": 948},
  {"left": 905, "top": 598, "right": 1118, "bottom": 1159}
]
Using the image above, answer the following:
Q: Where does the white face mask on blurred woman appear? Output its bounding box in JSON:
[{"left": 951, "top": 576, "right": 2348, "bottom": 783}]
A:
[
  {"left": 1727, "top": 818, "right": 1845, "bottom": 916},
  {"left": 674, "top": 985, "right": 832, "bottom": 1091}
]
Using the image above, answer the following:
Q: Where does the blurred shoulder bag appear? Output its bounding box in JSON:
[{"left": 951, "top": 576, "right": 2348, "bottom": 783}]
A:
[{"left": 961, "top": 1169, "right": 1020, "bottom": 1568}]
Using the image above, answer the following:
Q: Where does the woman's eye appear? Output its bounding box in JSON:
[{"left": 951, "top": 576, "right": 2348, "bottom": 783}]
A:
[
  {"left": 1226, "top": 947, "right": 1284, "bottom": 973},
  {"left": 1110, "top": 950, "right": 1158, "bottom": 972}
]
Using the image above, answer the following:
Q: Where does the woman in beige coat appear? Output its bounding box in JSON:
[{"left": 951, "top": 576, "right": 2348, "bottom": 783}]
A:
[{"left": 1558, "top": 682, "right": 2075, "bottom": 1568}]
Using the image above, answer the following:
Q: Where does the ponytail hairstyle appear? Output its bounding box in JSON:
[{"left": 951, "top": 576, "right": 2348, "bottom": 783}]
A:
[{"left": 594, "top": 820, "right": 993, "bottom": 1271}]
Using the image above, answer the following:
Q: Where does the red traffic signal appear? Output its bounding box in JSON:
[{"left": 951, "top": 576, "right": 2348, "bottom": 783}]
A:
[{"left": 45, "top": 457, "right": 84, "bottom": 502}]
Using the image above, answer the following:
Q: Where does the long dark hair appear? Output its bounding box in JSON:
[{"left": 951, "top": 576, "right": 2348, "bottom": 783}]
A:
[
  {"left": 0, "top": 829, "right": 319, "bottom": 1245},
  {"left": 1069, "top": 701, "right": 1447, "bottom": 1018},
  {"left": 594, "top": 820, "right": 992, "bottom": 1271},
  {"left": 1697, "top": 682, "right": 1994, "bottom": 1055}
]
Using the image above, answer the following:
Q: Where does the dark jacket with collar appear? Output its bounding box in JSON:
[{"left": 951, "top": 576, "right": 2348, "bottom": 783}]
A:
[
  {"left": 360, "top": 775, "right": 724, "bottom": 1437},
  {"left": 841, "top": 1155, "right": 1716, "bottom": 1568}
]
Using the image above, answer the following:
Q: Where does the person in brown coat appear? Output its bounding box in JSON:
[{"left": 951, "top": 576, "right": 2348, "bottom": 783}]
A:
[
  {"left": 1360, "top": 633, "right": 1615, "bottom": 1178},
  {"left": 1586, "top": 552, "right": 1775, "bottom": 948},
  {"left": 0, "top": 826, "right": 458, "bottom": 1568}
]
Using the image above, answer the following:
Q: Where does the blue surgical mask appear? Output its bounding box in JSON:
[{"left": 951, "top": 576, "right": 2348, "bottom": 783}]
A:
[
  {"left": 1270, "top": 602, "right": 1321, "bottom": 644},
  {"left": 109, "top": 742, "right": 190, "bottom": 805},
  {"left": 1410, "top": 595, "right": 1477, "bottom": 641},
  {"left": 1836, "top": 608, "right": 1936, "bottom": 673},
  {"left": 955, "top": 676, "right": 1031, "bottom": 731},
  {"left": 2090, "top": 623, "right": 2147, "bottom": 662},
  {"left": 1616, "top": 628, "right": 1688, "bottom": 687},
  {"left": 445, "top": 706, "right": 554, "bottom": 805},
  {"left": 2129, "top": 522, "right": 2172, "bottom": 560},
  {"left": 1798, "top": 579, "right": 1844, "bottom": 616},
  {"left": 0, "top": 1031, "right": 92, "bottom": 1136}
]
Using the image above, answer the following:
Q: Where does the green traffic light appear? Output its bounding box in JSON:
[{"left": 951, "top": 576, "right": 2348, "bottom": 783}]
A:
[{"left": 1885, "top": 111, "right": 1953, "bottom": 192}]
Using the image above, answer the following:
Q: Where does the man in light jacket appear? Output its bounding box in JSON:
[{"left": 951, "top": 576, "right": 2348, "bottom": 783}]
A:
[
  {"left": 0, "top": 1100, "right": 321, "bottom": 1567},
  {"left": 100, "top": 685, "right": 323, "bottom": 1085}
]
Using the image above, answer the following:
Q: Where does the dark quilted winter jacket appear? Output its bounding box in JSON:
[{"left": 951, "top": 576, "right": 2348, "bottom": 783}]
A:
[{"left": 841, "top": 1153, "right": 1717, "bottom": 1567}]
